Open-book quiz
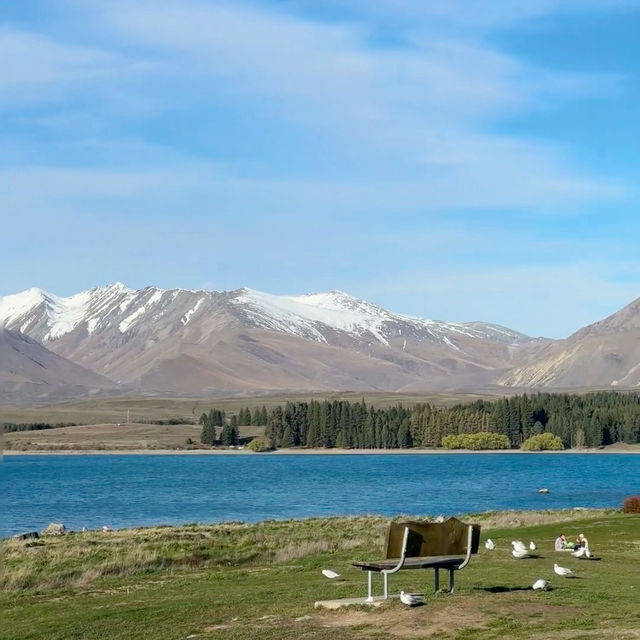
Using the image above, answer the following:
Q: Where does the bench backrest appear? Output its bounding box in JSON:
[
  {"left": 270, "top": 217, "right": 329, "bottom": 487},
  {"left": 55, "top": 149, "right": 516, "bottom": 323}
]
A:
[{"left": 383, "top": 517, "right": 481, "bottom": 559}]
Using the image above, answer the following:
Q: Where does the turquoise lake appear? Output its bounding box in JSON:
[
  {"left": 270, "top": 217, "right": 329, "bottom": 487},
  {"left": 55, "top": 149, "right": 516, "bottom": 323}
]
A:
[{"left": 2, "top": 453, "right": 638, "bottom": 537}]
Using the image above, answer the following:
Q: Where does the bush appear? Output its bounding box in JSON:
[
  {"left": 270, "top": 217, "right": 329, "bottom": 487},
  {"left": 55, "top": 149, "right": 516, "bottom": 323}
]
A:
[
  {"left": 622, "top": 496, "right": 640, "bottom": 513},
  {"left": 246, "top": 437, "right": 273, "bottom": 452},
  {"left": 521, "top": 432, "right": 564, "bottom": 451},
  {"left": 441, "top": 432, "right": 511, "bottom": 450}
]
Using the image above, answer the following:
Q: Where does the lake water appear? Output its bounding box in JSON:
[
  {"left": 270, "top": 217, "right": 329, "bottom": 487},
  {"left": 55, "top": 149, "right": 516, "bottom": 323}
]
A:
[{"left": 1, "top": 453, "right": 638, "bottom": 537}]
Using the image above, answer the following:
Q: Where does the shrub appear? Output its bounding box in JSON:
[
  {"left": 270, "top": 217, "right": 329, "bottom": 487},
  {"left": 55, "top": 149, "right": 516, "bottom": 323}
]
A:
[
  {"left": 521, "top": 433, "right": 564, "bottom": 451},
  {"left": 441, "top": 432, "right": 510, "bottom": 450},
  {"left": 246, "top": 437, "right": 273, "bottom": 452},
  {"left": 622, "top": 496, "right": 640, "bottom": 513}
]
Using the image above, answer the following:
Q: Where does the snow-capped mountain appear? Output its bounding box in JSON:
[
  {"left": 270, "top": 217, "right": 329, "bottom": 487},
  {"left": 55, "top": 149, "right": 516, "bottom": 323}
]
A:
[
  {"left": 0, "top": 284, "right": 528, "bottom": 347},
  {"left": 0, "top": 284, "right": 539, "bottom": 396}
]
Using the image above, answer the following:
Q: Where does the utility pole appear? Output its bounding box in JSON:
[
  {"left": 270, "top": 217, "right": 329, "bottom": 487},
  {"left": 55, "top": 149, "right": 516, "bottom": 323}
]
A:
[{"left": 127, "top": 409, "right": 130, "bottom": 424}]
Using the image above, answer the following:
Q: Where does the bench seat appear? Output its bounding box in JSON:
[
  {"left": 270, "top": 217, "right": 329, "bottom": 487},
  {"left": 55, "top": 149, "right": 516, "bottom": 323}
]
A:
[
  {"left": 352, "top": 554, "right": 465, "bottom": 572},
  {"left": 351, "top": 518, "right": 480, "bottom": 601}
]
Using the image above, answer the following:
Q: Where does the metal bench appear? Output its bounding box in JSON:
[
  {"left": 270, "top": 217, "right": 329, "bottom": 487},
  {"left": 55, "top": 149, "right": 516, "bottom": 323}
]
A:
[{"left": 352, "top": 517, "right": 480, "bottom": 602}]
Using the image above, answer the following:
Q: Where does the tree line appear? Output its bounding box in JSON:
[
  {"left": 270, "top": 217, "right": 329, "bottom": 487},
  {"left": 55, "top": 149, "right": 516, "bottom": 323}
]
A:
[
  {"left": 200, "top": 392, "right": 640, "bottom": 449},
  {"left": 3, "top": 422, "right": 77, "bottom": 433}
]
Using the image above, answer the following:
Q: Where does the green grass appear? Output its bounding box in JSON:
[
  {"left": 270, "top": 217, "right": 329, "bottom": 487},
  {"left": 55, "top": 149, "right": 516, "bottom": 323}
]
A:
[{"left": 2, "top": 511, "right": 639, "bottom": 639}]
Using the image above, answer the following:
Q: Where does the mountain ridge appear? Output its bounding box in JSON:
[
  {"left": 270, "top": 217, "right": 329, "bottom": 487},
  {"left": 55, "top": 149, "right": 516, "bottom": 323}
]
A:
[
  {"left": 0, "top": 283, "right": 532, "bottom": 346},
  {"left": 0, "top": 283, "right": 539, "bottom": 397},
  {"left": 3, "top": 283, "right": 639, "bottom": 397}
]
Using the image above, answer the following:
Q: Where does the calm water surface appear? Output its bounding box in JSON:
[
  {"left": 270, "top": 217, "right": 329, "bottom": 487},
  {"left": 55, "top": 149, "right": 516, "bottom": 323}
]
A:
[{"left": 1, "top": 453, "right": 638, "bottom": 537}]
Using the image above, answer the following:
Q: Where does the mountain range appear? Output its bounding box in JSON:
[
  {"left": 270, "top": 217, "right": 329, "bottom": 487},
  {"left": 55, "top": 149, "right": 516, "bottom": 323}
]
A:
[{"left": 0, "top": 283, "right": 638, "bottom": 402}]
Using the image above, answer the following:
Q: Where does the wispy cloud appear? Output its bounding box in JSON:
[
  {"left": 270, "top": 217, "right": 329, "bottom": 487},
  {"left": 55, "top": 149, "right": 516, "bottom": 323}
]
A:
[
  {"left": 1, "top": 0, "right": 637, "bottom": 333},
  {"left": 0, "top": 29, "right": 129, "bottom": 104}
]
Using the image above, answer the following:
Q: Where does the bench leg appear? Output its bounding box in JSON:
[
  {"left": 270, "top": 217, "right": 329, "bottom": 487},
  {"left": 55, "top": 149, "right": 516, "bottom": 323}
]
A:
[
  {"left": 383, "top": 572, "right": 389, "bottom": 599},
  {"left": 434, "top": 568, "right": 440, "bottom": 592},
  {"left": 366, "top": 571, "right": 374, "bottom": 602},
  {"left": 449, "top": 569, "right": 455, "bottom": 593}
]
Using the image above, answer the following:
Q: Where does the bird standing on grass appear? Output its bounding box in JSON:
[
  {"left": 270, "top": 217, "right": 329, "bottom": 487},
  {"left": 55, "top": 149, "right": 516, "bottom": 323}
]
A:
[
  {"left": 554, "top": 563, "right": 575, "bottom": 577},
  {"left": 572, "top": 545, "right": 592, "bottom": 559},
  {"left": 532, "top": 579, "right": 550, "bottom": 591},
  {"left": 529, "top": 541, "right": 537, "bottom": 551},
  {"left": 400, "top": 591, "right": 424, "bottom": 606},
  {"left": 321, "top": 569, "right": 340, "bottom": 579},
  {"left": 512, "top": 540, "right": 527, "bottom": 552},
  {"left": 485, "top": 539, "right": 496, "bottom": 550}
]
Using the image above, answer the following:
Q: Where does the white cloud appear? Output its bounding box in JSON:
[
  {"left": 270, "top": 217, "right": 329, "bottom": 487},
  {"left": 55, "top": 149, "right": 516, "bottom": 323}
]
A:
[
  {"left": 0, "top": 29, "right": 125, "bottom": 104},
  {"left": 71, "top": 0, "right": 624, "bottom": 208},
  {"left": 0, "top": 0, "right": 636, "bottom": 331}
]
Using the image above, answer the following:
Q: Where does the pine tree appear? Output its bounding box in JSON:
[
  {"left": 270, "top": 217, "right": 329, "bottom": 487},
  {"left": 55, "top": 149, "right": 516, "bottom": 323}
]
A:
[
  {"left": 220, "top": 423, "right": 237, "bottom": 446},
  {"left": 280, "top": 424, "right": 294, "bottom": 448},
  {"left": 200, "top": 418, "right": 216, "bottom": 445},
  {"left": 397, "top": 418, "right": 412, "bottom": 448}
]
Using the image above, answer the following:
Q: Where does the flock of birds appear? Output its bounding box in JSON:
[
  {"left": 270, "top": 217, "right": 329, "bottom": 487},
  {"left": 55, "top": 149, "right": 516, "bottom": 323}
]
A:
[
  {"left": 483, "top": 536, "right": 592, "bottom": 589},
  {"left": 321, "top": 534, "right": 591, "bottom": 607}
]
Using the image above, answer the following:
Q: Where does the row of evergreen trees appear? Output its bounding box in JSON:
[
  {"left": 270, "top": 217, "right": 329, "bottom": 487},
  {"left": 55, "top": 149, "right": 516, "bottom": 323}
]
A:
[
  {"left": 199, "top": 409, "right": 239, "bottom": 445},
  {"left": 410, "top": 392, "right": 640, "bottom": 449},
  {"left": 200, "top": 392, "right": 640, "bottom": 449},
  {"left": 236, "top": 406, "right": 268, "bottom": 426}
]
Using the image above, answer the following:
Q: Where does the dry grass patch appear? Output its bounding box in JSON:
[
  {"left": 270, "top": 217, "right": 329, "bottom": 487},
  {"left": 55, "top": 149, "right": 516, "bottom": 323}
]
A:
[
  {"left": 469, "top": 508, "right": 614, "bottom": 529},
  {"left": 318, "top": 600, "right": 490, "bottom": 638}
]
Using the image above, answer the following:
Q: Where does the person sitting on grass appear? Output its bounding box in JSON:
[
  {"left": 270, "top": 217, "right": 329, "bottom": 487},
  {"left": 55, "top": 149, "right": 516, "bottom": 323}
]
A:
[{"left": 554, "top": 534, "right": 568, "bottom": 551}]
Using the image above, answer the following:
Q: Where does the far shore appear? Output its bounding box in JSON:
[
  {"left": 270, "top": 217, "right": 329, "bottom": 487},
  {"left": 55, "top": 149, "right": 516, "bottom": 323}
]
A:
[{"left": 4, "top": 444, "right": 639, "bottom": 456}]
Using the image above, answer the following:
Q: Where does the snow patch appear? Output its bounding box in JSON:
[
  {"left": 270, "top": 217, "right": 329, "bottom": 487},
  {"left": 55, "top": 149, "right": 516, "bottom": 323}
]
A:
[
  {"left": 235, "top": 289, "right": 392, "bottom": 345},
  {"left": 0, "top": 288, "right": 46, "bottom": 325},
  {"left": 119, "top": 306, "right": 147, "bottom": 333},
  {"left": 181, "top": 298, "right": 204, "bottom": 325}
]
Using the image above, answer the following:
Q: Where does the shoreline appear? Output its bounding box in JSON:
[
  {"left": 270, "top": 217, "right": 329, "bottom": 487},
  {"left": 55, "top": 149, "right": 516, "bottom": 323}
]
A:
[{"left": 4, "top": 445, "right": 639, "bottom": 456}]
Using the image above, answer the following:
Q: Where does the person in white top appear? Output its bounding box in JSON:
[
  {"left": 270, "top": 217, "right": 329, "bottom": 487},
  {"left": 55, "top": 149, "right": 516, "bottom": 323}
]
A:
[{"left": 554, "top": 533, "right": 568, "bottom": 551}]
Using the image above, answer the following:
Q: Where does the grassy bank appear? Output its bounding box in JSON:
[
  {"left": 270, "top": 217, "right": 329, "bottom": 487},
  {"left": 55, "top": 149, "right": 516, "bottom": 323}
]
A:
[{"left": 2, "top": 509, "right": 639, "bottom": 639}]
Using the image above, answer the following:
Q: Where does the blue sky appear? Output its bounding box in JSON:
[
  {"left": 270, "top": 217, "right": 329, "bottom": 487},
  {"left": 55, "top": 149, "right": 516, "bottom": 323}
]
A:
[{"left": 1, "top": 0, "right": 639, "bottom": 338}]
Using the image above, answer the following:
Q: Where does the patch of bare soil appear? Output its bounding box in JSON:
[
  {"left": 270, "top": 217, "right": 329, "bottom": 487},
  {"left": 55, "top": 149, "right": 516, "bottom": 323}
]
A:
[
  {"left": 316, "top": 601, "right": 489, "bottom": 638},
  {"left": 315, "top": 593, "right": 585, "bottom": 639},
  {"left": 548, "top": 626, "right": 640, "bottom": 640}
]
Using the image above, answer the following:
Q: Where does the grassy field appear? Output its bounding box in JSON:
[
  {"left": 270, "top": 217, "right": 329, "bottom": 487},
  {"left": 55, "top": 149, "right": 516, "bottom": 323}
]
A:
[
  {"left": 2, "top": 510, "right": 639, "bottom": 639},
  {"left": 0, "top": 391, "right": 500, "bottom": 426},
  {"left": 2, "top": 423, "right": 264, "bottom": 451}
]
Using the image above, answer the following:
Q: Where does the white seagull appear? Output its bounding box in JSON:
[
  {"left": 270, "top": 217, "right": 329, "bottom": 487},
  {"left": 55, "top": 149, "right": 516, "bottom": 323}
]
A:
[
  {"left": 321, "top": 569, "right": 340, "bottom": 579},
  {"left": 554, "top": 563, "right": 574, "bottom": 577},
  {"left": 485, "top": 539, "right": 496, "bottom": 550},
  {"left": 572, "top": 546, "right": 592, "bottom": 559},
  {"left": 532, "top": 579, "right": 550, "bottom": 591},
  {"left": 512, "top": 548, "right": 529, "bottom": 559},
  {"left": 400, "top": 591, "right": 424, "bottom": 606},
  {"left": 512, "top": 540, "right": 527, "bottom": 552},
  {"left": 102, "top": 525, "right": 112, "bottom": 533},
  {"left": 529, "top": 541, "right": 537, "bottom": 551}
]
